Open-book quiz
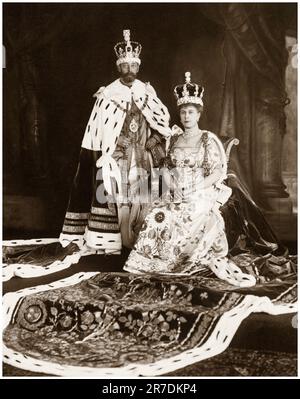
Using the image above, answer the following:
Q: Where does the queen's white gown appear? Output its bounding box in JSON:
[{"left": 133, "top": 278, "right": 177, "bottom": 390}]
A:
[{"left": 124, "top": 129, "right": 256, "bottom": 287}]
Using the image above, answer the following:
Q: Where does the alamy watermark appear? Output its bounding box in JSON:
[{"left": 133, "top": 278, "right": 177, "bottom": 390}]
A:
[{"left": 95, "top": 162, "right": 210, "bottom": 205}]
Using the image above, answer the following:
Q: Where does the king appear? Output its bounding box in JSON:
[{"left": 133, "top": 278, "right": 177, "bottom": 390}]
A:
[{"left": 59, "top": 29, "right": 172, "bottom": 253}]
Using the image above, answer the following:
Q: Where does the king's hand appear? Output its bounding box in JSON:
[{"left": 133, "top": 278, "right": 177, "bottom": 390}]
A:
[
  {"left": 171, "top": 125, "right": 184, "bottom": 136},
  {"left": 117, "top": 136, "right": 131, "bottom": 149},
  {"left": 145, "top": 136, "right": 159, "bottom": 150}
]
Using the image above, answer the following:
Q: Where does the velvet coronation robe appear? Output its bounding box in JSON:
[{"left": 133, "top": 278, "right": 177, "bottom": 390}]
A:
[{"left": 59, "top": 78, "right": 172, "bottom": 254}]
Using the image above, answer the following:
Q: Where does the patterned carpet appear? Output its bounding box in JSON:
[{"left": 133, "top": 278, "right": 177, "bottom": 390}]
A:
[{"left": 3, "top": 268, "right": 297, "bottom": 377}]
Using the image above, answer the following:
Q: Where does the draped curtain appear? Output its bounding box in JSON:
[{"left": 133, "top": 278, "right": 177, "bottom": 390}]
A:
[
  {"left": 4, "top": 4, "right": 72, "bottom": 191},
  {"left": 202, "top": 3, "right": 290, "bottom": 205}
]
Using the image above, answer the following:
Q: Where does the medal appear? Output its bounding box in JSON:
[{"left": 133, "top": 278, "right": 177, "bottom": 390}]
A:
[{"left": 129, "top": 118, "right": 138, "bottom": 133}]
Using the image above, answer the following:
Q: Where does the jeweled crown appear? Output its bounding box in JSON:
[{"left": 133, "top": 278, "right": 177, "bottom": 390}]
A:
[
  {"left": 174, "top": 72, "right": 204, "bottom": 107},
  {"left": 114, "top": 29, "right": 142, "bottom": 66}
]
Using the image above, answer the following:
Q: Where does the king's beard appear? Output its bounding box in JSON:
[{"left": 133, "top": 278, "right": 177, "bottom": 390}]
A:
[{"left": 120, "top": 72, "right": 136, "bottom": 85}]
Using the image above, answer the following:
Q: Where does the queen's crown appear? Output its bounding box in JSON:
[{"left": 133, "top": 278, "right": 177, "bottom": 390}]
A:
[{"left": 174, "top": 72, "right": 204, "bottom": 107}]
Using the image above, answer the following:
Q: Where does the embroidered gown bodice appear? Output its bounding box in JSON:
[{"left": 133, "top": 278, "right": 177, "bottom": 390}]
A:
[
  {"left": 163, "top": 131, "right": 226, "bottom": 202},
  {"left": 170, "top": 134, "right": 217, "bottom": 168}
]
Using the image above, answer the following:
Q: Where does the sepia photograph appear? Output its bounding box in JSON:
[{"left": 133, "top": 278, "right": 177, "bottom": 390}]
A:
[{"left": 1, "top": 1, "right": 298, "bottom": 378}]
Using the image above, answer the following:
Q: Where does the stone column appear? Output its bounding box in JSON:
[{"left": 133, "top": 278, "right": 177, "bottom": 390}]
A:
[
  {"left": 254, "top": 73, "right": 295, "bottom": 240},
  {"left": 254, "top": 75, "right": 292, "bottom": 212}
]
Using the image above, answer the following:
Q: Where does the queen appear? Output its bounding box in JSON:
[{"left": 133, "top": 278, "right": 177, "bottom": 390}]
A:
[{"left": 123, "top": 72, "right": 256, "bottom": 287}]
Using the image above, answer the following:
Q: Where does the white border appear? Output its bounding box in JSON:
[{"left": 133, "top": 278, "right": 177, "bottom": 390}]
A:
[{"left": 2, "top": 238, "right": 118, "bottom": 281}]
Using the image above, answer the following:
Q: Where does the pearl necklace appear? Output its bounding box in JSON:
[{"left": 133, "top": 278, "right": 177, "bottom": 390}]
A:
[{"left": 182, "top": 129, "right": 202, "bottom": 139}]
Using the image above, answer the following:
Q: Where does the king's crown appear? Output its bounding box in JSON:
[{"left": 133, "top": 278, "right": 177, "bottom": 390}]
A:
[{"left": 114, "top": 29, "right": 142, "bottom": 66}]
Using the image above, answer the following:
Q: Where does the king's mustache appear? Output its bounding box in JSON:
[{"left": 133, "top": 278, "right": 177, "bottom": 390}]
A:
[{"left": 122, "top": 72, "right": 136, "bottom": 79}]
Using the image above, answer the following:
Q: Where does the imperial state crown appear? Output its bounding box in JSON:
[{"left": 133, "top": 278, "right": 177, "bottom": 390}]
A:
[{"left": 114, "top": 29, "right": 142, "bottom": 66}]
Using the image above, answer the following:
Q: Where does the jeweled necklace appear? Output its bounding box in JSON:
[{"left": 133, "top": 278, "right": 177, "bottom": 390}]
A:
[{"left": 182, "top": 129, "right": 202, "bottom": 139}]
